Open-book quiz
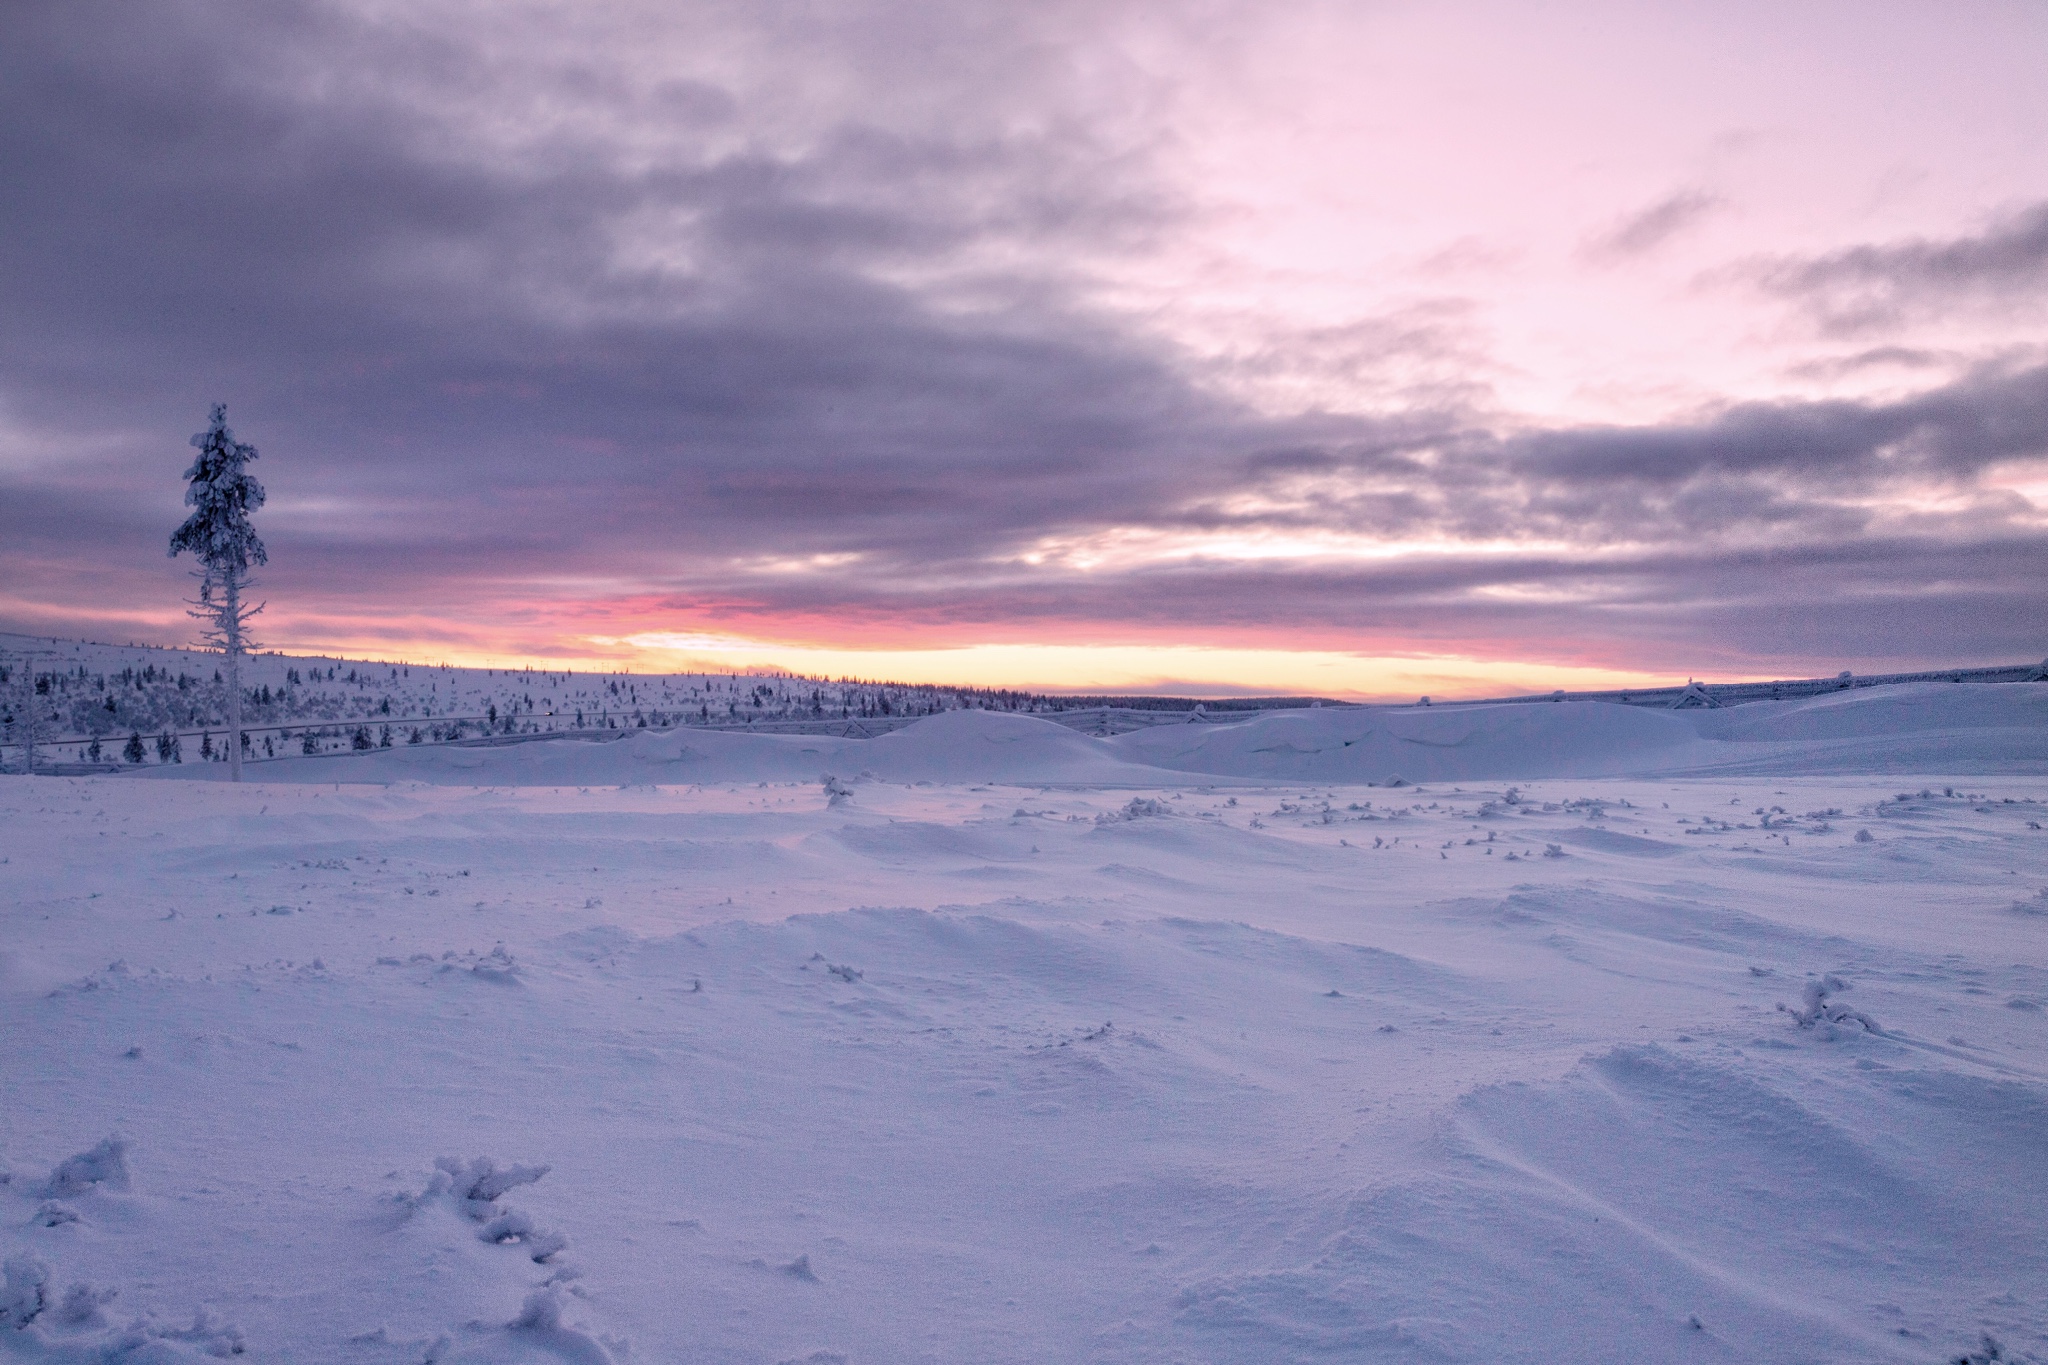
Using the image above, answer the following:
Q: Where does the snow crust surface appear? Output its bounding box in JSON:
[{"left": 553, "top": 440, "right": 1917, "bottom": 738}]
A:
[{"left": 5, "top": 683, "right": 2047, "bottom": 1362}]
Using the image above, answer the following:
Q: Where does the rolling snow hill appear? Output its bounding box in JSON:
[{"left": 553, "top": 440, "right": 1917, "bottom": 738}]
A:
[{"left": 126, "top": 678, "right": 2048, "bottom": 786}]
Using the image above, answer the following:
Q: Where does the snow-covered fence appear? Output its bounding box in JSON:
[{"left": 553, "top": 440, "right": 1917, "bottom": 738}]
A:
[
  {"left": 0, "top": 709, "right": 938, "bottom": 772},
  {"left": 1475, "top": 659, "right": 2048, "bottom": 710},
  {"left": 1043, "top": 706, "right": 1240, "bottom": 736}
]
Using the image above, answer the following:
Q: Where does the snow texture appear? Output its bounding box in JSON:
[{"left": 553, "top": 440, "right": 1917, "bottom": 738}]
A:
[{"left": 3, "top": 676, "right": 2047, "bottom": 1361}]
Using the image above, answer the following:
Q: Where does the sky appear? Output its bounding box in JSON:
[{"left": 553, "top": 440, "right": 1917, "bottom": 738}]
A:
[{"left": 3, "top": 0, "right": 2046, "bottom": 698}]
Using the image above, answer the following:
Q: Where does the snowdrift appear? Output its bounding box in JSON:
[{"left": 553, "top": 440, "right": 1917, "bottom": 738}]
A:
[
  {"left": 1672, "top": 680, "right": 2048, "bottom": 775},
  {"left": 1109, "top": 698, "right": 1713, "bottom": 783},
  {"left": 1117, "top": 681, "right": 2048, "bottom": 781},
  {"left": 146, "top": 681, "right": 2048, "bottom": 786}
]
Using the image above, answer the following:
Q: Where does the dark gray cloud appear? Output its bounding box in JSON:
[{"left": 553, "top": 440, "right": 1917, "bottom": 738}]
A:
[
  {"left": 2, "top": 0, "right": 2045, "bottom": 680},
  {"left": 1753, "top": 201, "right": 2048, "bottom": 333},
  {"left": 1782, "top": 346, "right": 1952, "bottom": 382},
  {"left": 1580, "top": 190, "right": 1722, "bottom": 264}
]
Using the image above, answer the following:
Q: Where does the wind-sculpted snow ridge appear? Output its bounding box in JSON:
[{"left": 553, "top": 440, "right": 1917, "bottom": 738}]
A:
[
  {"left": 1179, "top": 1042, "right": 2048, "bottom": 1363},
  {"left": 355, "top": 1157, "right": 617, "bottom": 1363}
]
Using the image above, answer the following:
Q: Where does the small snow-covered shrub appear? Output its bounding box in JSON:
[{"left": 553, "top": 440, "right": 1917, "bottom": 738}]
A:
[
  {"left": 478, "top": 1209, "right": 570, "bottom": 1263},
  {"left": 1779, "top": 975, "right": 1880, "bottom": 1035},
  {"left": 468, "top": 945, "right": 520, "bottom": 983},
  {"left": 45, "top": 1135, "right": 130, "bottom": 1196},
  {"left": 0, "top": 1256, "right": 49, "bottom": 1328},
  {"left": 150, "top": 1304, "right": 246, "bottom": 1356},
  {"left": 35, "top": 1202, "right": 78, "bottom": 1228},
  {"left": 820, "top": 773, "right": 854, "bottom": 805},
  {"left": 430, "top": 1156, "right": 550, "bottom": 1219},
  {"left": 1098, "top": 797, "right": 1170, "bottom": 823},
  {"left": 54, "top": 1282, "right": 117, "bottom": 1328},
  {"left": 407, "top": 1158, "right": 570, "bottom": 1266},
  {"left": 1951, "top": 1331, "right": 2018, "bottom": 1365}
]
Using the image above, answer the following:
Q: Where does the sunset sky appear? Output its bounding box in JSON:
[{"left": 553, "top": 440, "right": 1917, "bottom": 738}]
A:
[{"left": 4, "top": 0, "right": 2046, "bottom": 697}]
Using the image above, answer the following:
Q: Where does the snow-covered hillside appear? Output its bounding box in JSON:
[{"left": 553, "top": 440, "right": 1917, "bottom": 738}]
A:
[
  {"left": 1111, "top": 681, "right": 2048, "bottom": 781},
  {"left": 105, "top": 678, "right": 2048, "bottom": 786},
  {"left": 0, "top": 633, "right": 1060, "bottom": 766},
  {"left": 3, "top": 679, "right": 2046, "bottom": 1362}
]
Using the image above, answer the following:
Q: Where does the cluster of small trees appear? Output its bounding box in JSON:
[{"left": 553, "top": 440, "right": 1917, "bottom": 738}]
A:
[
  {"left": 0, "top": 402, "right": 1157, "bottom": 776},
  {"left": 68, "top": 731, "right": 171, "bottom": 765},
  {"left": 3, "top": 405, "right": 273, "bottom": 775}
]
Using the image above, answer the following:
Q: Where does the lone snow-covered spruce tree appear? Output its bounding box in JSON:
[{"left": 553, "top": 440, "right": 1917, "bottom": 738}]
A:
[{"left": 169, "top": 404, "right": 266, "bottom": 781}]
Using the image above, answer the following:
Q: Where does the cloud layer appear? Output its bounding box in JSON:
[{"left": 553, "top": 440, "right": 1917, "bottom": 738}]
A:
[{"left": 3, "top": 0, "right": 2046, "bottom": 690}]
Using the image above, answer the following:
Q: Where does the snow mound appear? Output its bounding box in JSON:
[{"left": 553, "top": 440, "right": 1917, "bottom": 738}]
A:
[
  {"left": 44, "top": 1137, "right": 131, "bottom": 1198},
  {"left": 1696, "top": 680, "right": 2048, "bottom": 742},
  {"left": 152, "top": 707, "right": 1183, "bottom": 788},
  {"left": 1110, "top": 701, "right": 1711, "bottom": 782},
  {"left": 1180, "top": 1044, "right": 2048, "bottom": 1362},
  {"left": 1119, "top": 682, "right": 2048, "bottom": 781},
  {"left": 1670, "top": 681, "right": 2048, "bottom": 774},
  {"left": 852, "top": 709, "right": 1169, "bottom": 784}
]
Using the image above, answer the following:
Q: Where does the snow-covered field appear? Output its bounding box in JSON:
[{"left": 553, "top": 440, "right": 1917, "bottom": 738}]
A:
[{"left": 4, "top": 690, "right": 2047, "bottom": 1363}]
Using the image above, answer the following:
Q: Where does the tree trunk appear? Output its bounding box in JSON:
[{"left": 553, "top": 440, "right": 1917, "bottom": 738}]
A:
[
  {"left": 225, "top": 572, "right": 244, "bottom": 783},
  {"left": 16, "top": 664, "right": 37, "bottom": 775}
]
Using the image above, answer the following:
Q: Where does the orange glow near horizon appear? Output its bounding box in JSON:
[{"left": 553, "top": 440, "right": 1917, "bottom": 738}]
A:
[
  {"left": 216, "top": 620, "right": 1705, "bottom": 701},
  {"left": 0, "top": 590, "right": 1843, "bottom": 701},
  {"left": 0, "top": 587, "right": 1965, "bottom": 701}
]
